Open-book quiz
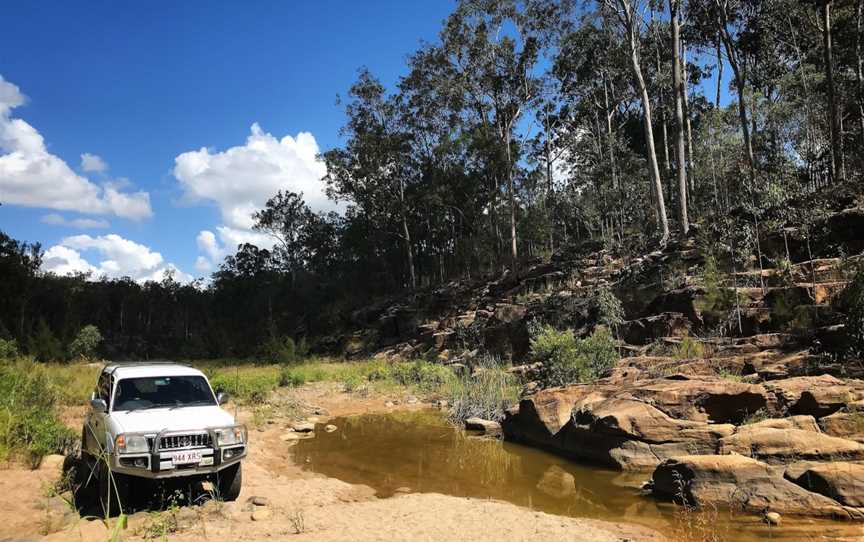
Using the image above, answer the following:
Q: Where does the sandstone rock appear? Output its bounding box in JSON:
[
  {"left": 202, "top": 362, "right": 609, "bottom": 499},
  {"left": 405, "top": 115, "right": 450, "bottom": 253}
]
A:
[
  {"left": 764, "top": 512, "right": 781, "bottom": 526},
  {"left": 719, "top": 427, "right": 864, "bottom": 463},
  {"left": 465, "top": 417, "right": 502, "bottom": 437},
  {"left": 38, "top": 454, "right": 66, "bottom": 473},
  {"left": 247, "top": 496, "right": 271, "bottom": 507},
  {"left": 766, "top": 375, "right": 862, "bottom": 418},
  {"left": 281, "top": 432, "right": 312, "bottom": 441},
  {"left": 620, "top": 312, "right": 692, "bottom": 345},
  {"left": 251, "top": 507, "right": 273, "bottom": 521},
  {"left": 744, "top": 415, "right": 821, "bottom": 433},
  {"left": 627, "top": 377, "right": 771, "bottom": 424},
  {"left": 787, "top": 462, "right": 864, "bottom": 507},
  {"left": 536, "top": 465, "right": 576, "bottom": 499},
  {"left": 406, "top": 395, "right": 419, "bottom": 405},
  {"left": 325, "top": 424, "right": 338, "bottom": 433},
  {"left": 291, "top": 421, "right": 315, "bottom": 433},
  {"left": 820, "top": 410, "right": 864, "bottom": 443},
  {"left": 651, "top": 454, "right": 851, "bottom": 517}
]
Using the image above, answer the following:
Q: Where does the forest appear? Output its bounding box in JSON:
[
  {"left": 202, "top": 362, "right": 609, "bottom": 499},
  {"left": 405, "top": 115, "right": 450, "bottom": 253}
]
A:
[{"left": 2, "top": 0, "right": 863, "bottom": 361}]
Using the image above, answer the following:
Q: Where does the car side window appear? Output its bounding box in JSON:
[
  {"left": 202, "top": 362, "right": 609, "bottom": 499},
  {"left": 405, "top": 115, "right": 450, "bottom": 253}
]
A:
[{"left": 97, "top": 373, "right": 110, "bottom": 402}]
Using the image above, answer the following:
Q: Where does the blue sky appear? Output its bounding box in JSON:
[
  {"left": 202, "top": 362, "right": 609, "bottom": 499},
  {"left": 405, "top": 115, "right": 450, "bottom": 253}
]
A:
[{"left": 0, "top": 1, "right": 454, "bottom": 281}]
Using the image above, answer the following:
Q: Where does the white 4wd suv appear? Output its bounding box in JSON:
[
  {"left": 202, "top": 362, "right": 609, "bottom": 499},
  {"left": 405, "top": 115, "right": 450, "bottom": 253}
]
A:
[{"left": 80, "top": 362, "right": 246, "bottom": 512}]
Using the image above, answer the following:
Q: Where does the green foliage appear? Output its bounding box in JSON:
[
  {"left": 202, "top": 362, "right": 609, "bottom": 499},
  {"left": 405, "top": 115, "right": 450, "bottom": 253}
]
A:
[
  {"left": 26, "top": 319, "right": 63, "bottom": 362},
  {"left": 0, "top": 338, "right": 18, "bottom": 359},
  {"left": 444, "top": 356, "right": 520, "bottom": 423},
  {"left": 672, "top": 337, "right": 707, "bottom": 360},
  {"left": 260, "top": 336, "right": 301, "bottom": 364},
  {"left": 699, "top": 254, "right": 734, "bottom": 314},
  {"left": 209, "top": 370, "right": 279, "bottom": 403},
  {"left": 69, "top": 325, "right": 102, "bottom": 360},
  {"left": 530, "top": 325, "right": 618, "bottom": 387},
  {"left": 836, "top": 268, "right": 864, "bottom": 358},
  {"left": 388, "top": 360, "right": 454, "bottom": 391},
  {"left": 0, "top": 361, "right": 75, "bottom": 465},
  {"left": 278, "top": 367, "right": 306, "bottom": 387},
  {"left": 590, "top": 286, "right": 625, "bottom": 330}
]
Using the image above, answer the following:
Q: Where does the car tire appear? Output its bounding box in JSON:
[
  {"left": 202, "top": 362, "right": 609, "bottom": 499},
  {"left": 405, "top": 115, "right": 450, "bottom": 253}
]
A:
[
  {"left": 217, "top": 463, "right": 242, "bottom": 501},
  {"left": 97, "top": 463, "right": 130, "bottom": 517}
]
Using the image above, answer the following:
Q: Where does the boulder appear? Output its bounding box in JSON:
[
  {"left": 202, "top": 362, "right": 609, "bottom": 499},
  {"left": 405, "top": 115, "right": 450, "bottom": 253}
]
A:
[
  {"left": 786, "top": 462, "right": 864, "bottom": 507},
  {"left": 766, "top": 375, "right": 862, "bottom": 418},
  {"left": 627, "top": 377, "right": 772, "bottom": 424},
  {"left": 719, "top": 427, "right": 864, "bottom": 463},
  {"left": 465, "top": 417, "right": 502, "bottom": 437},
  {"left": 651, "top": 454, "right": 853, "bottom": 518},
  {"left": 620, "top": 312, "right": 692, "bottom": 345},
  {"left": 744, "top": 415, "right": 821, "bottom": 433},
  {"left": 291, "top": 421, "right": 316, "bottom": 433},
  {"left": 820, "top": 411, "right": 864, "bottom": 443},
  {"left": 536, "top": 465, "right": 577, "bottom": 499}
]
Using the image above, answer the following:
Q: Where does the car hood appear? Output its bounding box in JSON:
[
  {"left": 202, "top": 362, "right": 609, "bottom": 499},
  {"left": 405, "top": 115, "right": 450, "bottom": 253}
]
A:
[{"left": 111, "top": 405, "right": 236, "bottom": 434}]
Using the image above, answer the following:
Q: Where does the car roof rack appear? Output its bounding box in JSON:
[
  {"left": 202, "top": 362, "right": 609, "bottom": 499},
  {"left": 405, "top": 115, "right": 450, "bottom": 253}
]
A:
[{"left": 103, "top": 361, "right": 193, "bottom": 373}]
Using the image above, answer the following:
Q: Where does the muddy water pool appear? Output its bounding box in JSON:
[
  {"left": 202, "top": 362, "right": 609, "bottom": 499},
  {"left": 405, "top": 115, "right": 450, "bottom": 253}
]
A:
[{"left": 291, "top": 410, "right": 864, "bottom": 541}]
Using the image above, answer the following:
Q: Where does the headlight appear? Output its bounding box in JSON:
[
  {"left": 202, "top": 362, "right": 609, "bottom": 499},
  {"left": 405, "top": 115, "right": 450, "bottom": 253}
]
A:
[
  {"left": 116, "top": 434, "right": 149, "bottom": 454},
  {"left": 216, "top": 425, "right": 246, "bottom": 447}
]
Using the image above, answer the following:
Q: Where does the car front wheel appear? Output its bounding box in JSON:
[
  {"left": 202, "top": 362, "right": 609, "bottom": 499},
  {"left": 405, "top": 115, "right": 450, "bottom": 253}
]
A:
[{"left": 216, "top": 463, "right": 242, "bottom": 501}]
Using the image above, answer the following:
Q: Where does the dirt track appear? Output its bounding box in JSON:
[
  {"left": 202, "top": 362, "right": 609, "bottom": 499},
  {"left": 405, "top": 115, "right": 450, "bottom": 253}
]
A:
[{"left": 0, "top": 384, "right": 666, "bottom": 542}]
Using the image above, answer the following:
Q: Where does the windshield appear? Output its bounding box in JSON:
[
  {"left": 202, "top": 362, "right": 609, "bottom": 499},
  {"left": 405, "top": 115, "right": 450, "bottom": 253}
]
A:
[{"left": 112, "top": 375, "right": 216, "bottom": 412}]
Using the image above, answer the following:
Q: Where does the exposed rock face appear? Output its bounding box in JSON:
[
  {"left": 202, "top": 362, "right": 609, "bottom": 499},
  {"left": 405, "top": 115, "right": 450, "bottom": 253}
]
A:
[
  {"left": 620, "top": 313, "right": 692, "bottom": 345},
  {"left": 820, "top": 410, "right": 864, "bottom": 443},
  {"left": 651, "top": 455, "right": 855, "bottom": 518},
  {"left": 786, "top": 462, "right": 864, "bottom": 507},
  {"left": 718, "top": 427, "right": 864, "bottom": 463},
  {"left": 766, "top": 375, "right": 863, "bottom": 418}
]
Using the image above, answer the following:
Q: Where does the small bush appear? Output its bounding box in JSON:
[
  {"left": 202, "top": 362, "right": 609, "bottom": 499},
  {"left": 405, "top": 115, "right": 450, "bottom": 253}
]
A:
[
  {"left": 836, "top": 269, "right": 864, "bottom": 359},
  {"left": 0, "top": 338, "right": 18, "bottom": 359},
  {"left": 0, "top": 361, "right": 75, "bottom": 465},
  {"left": 389, "top": 360, "right": 453, "bottom": 391},
  {"left": 209, "top": 371, "right": 278, "bottom": 403},
  {"left": 26, "top": 319, "right": 63, "bottom": 362},
  {"left": 445, "top": 357, "right": 520, "bottom": 423},
  {"left": 591, "top": 286, "right": 625, "bottom": 330},
  {"left": 672, "top": 337, "right": 706, "bottom": 360},
  {"left": 342, "top": 373, "right": 363, "bottom": 393},
  {"left": 278, "top": 367, "right": 306, "bottom": 387},
  {"left": 69, "top": 325, "right": 102, "bottom": 360},
  {"left": 260, "top": 336, "right": 300, "bottom": 364},
  {"left": 530, "top": 326, "right": 618, "bottom": 387}
]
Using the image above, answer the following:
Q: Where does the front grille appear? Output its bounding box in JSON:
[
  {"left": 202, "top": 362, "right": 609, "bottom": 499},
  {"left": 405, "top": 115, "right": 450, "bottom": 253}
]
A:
[{"left": 159, "top": 433, "right": 211, "bottom": 450}]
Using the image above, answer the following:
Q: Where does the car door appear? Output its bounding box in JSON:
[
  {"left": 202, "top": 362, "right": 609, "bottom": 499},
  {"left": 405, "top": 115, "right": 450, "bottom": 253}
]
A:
[{"left": 85, "top": 372, "right": 111, "bottom": 455}]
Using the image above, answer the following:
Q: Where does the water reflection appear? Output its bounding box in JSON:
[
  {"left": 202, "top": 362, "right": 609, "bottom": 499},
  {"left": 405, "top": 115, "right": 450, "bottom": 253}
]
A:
[{"left": 291, "top": 410, "right": 864, "bottom": 542}]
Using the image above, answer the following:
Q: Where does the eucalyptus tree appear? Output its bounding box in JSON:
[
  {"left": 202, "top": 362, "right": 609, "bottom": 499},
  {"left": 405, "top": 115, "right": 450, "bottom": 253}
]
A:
[
  {"left": 322, "top": 69, "right": 418, "bottom": 288},
  {"left": 601, "top": 0, "right": 670, "bottom": 244},
  {"left": 669, "top": 0, "right": 690, "bottom": 234},
  {"left": 440, "top": 0, "right": 544, "bottom": 268}
]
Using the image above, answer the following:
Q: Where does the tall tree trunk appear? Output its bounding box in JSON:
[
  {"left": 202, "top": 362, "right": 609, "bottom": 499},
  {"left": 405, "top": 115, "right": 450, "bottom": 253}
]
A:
[
  {"left": 822, "top": 0, "right": 845, "bottom": 182},
  {"left": 504, "top": 130, "right": 518, "bottom": 268},
  {"left": 670, "top": 0, "right": 689, "bottom": 235},
  {"left": 857, "top": 0, "right": 864, "bottom": 149},
  {"left": 653, "top": 21, "right": 672, "bottom": 174},
  {"left": 716, "top": 0, "right": 756, "bottom": 182},
  {"left": 621, "top": 0, "right": 670, "bottom": 244},
  {"left": 399, "top": 179, "right": 416, "bottom": 289},
  {"left": 682, "top": 40, "right": 696, "bottom": 200},
  {"left": 716, "top": 34, "right": 723, "bottom": 108}
]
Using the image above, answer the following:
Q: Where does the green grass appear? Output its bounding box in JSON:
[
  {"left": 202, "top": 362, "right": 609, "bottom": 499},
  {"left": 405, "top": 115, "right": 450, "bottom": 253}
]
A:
[
  {"left": 444, "top": 358, "right": 520, "bottom": 423},
  {"left": 0, "top": 359, "right": 77, "bottom": 465}
]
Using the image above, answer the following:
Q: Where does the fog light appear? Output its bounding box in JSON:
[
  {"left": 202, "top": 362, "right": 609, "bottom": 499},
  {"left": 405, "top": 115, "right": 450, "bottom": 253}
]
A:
[
  {"left": 134, "top": 458, "right": 147, "bottom": 468},
  {"left": 224, "top": 449, "right": 235, "bottom": 459}
]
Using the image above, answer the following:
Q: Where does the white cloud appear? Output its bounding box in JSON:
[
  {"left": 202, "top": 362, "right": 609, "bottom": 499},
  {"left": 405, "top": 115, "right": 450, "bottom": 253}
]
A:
[
  {"left": 40, "top": 213, "right": 109, "bottom": 229},
  {"left": 0, "top": 74, "right": 151, "bottom": 220},
  {"left": 41, "top": 233, "right": 191, "bottom": 284},
  {"left": 80, "top": 152, "right": 108, "bottom": 173},
  {"left": 176, "top": 123, "right": 335, "bottom": 272}
]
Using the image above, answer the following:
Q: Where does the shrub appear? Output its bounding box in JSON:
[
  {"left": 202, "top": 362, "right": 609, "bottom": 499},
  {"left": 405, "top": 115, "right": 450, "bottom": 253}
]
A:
[
  {"left": 278, "top": 367, "right": 306, "bottom": 387},
  {"left": 26, "top": 319, "right": 63, "bottom": 362},
  {"left": 530, "top": 326, "right": 618, "bottom": 387},
  {"left": 672, "top": 336, "right": 706, "bottom": 360},
  {"left": 836, "top": 269, "right": 864, "bottom": 359},
  {"left": 445, "top": 356, "right": 520, "bottom": 423},
  {"left": 69, "top": 325, "right": 102, "bottom": 360},
  {"left": 0, "top": 361, "right": 75, "bottom": 465},
  {"left": 260, "top": 336, "right": 299, "bottom": 364},
  {"left": 209, "top": 371, "right": 278, "bottom": 403},
  {"left": 591, "top": 286, "right": 625, "bottom": 330},
  {"left": 0, "top": 338, "right": 18, "bottom": 359},
  {"left": 389, "top": 360, "right": 453, "bottom": 391}
]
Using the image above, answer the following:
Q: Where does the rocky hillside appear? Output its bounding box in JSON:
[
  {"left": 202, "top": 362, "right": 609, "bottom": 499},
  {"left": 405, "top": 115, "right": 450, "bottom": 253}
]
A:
[{"left": 340, "top": 205, "right": 864, "bottom": 520}]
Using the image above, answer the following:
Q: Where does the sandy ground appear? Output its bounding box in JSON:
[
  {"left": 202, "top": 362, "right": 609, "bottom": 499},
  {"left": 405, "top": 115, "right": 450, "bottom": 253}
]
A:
[{"left": 0, "top": 383, "right": 666, "bottom": 542}]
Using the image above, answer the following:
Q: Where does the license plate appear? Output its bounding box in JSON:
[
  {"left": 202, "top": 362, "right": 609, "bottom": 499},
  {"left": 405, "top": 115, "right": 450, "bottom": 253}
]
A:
[{"left": 172, "top": 450, "right": 202, "bottom": 465}]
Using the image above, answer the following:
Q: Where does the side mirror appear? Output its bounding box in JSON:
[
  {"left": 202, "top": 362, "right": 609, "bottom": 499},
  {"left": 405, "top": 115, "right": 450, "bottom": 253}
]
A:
[
  {"left": 216, "top": 392, "right": 229, "bottom": 405},
  {"left": 90, "top": 398, "right": 107, "bottom": 413}
]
